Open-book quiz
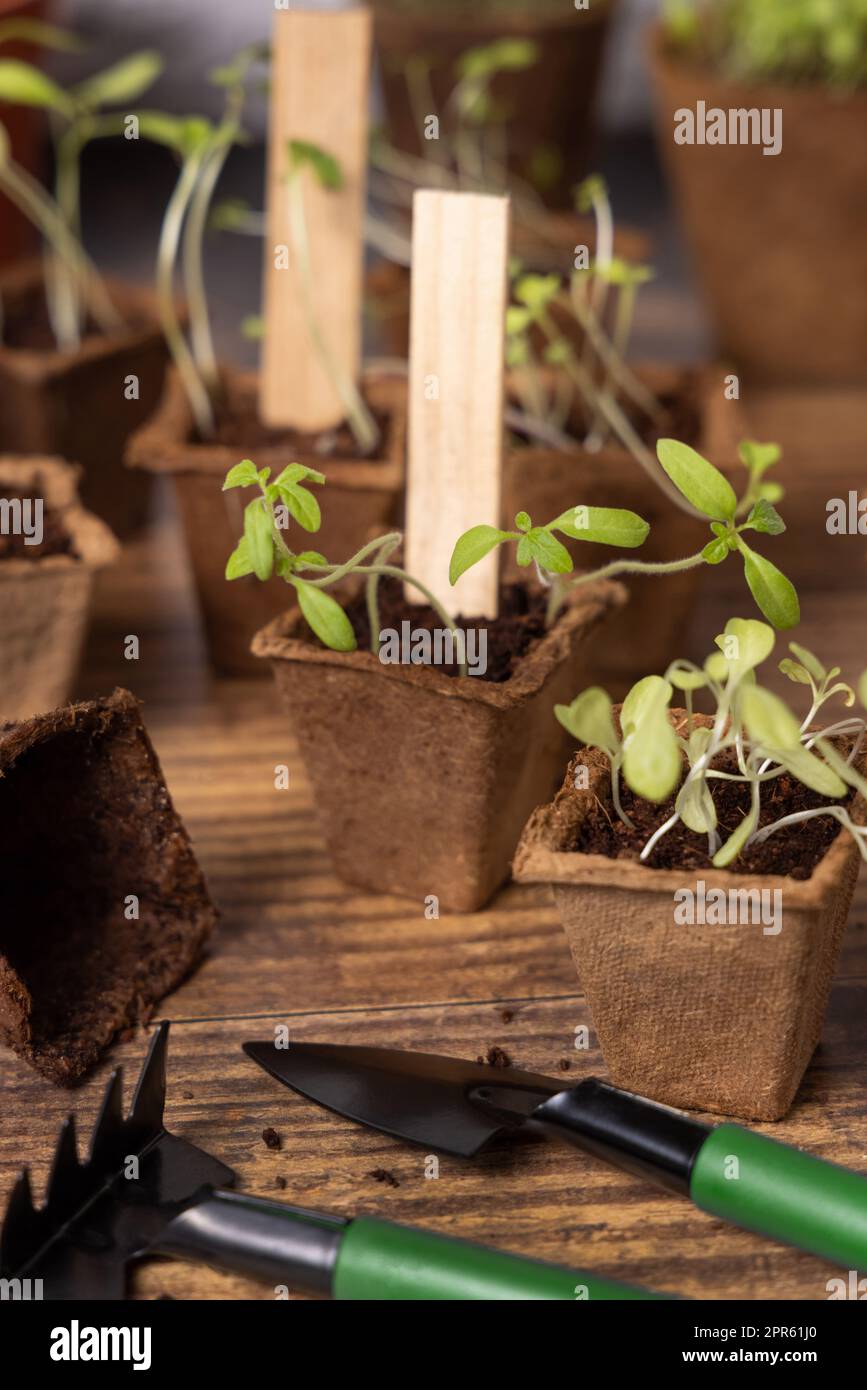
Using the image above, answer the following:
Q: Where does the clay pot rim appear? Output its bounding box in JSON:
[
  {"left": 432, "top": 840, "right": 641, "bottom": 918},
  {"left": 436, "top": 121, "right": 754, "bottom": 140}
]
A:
[
  {"left": 253, "top": 577, "right": 626, "bottom": 710},
  {"left": 0, "top": 454, "right": 120, "bottom": 576},
  {"left": 0, "top": 258, "right": 165, "bottom": 380},
  {"left": 648, "top": 20, "right": 867, "bottom": 108},
  {"left": 0, "top": 685, "right": 137, "bottom": 756},
  {"left": 372, "top": 1, "right": 613, "bottom": 39},
  {"left": 513, "top": 705, "right": 867, "bottom": 905},
  {"left": 125, "top": 364, "right": 406, "bottom": 492}
]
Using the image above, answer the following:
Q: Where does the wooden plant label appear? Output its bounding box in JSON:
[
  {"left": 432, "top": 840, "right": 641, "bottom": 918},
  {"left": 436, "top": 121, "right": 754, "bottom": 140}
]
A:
[
  {"left": 404, "top": 190, "right": 509, "bottom": 618},
  {"left": 260, "top": 5, "right": 371, "bottom": 431}
]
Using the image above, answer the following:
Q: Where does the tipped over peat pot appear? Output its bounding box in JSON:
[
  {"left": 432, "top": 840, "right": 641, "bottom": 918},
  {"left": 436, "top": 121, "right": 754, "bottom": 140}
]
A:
[
  {"left": 513, "top": 717, "right": 867, "bottom": 1122},
  {"left": 0, "top": 455, "right": 118, "bottom": 721},
  {"left": 649, "top": 29, "right": 867, "bottom": 384},
  {"left": 0, "top": 261, "right": 172, "bottom": 535},
  {"left": 254, "top": 579, "right": 625, "bottom": 913},
  {"left": 127, "top": 366, "right": 407, "bottom": 676},
  {"left": 503, "top": 365, "right": 743, "bottom": 696},
  {"left": 0, "top": 689, "right": 217, "bottom": 1084},
  {"left": 372, "top": 0, "right": 616, "bottom": 208}
]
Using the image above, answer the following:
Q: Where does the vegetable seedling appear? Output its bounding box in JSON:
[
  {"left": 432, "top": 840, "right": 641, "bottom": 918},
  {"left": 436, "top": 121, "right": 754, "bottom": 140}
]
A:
[{"left": 556, "top": 617, "right": 867, "bottom": 868}]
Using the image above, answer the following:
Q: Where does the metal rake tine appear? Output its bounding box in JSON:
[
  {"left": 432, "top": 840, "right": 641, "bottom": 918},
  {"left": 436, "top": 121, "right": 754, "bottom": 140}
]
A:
[
  {"left": 0, "top": 1169, "right": 43, "bottom": 1277},
  {"left": 127, "top": 1021, "right": 169, "bottom": 1137},
  {"left": 89, "top": 1067, "right": 126, "bottom": 1171},
  {"left": 43, "top": 1115, "right": 84, "bottom": 1216}
]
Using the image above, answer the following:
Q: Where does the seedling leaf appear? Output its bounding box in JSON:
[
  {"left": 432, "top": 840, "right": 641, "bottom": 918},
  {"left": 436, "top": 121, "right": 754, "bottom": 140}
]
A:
[
  {"left": 287, "top": 138, "right": 342, "bottom": 190},
  {"left": 225, "top": 538, "right": 253, "bottom": 580},
  {"left": 223, "top": 459, "right": 259, "bottom": 491},
  {"left": 449, "top": 525, "right": 514, "bottom": 585},
  {"left": 72, "top": 50, "right": 163, "bottom": 110},
  {"left": 739, "top": 542, "right": 800, "bottom": 629},
  {"left": 548, "top": 506, "right": 649, "bottom": 549},
  {"left": 0, "top": 59, "right": 73, "bottom": 115},
  {"left": 244, "top": 498, "right": 274, "bottom": 582},
  {"left": 292, "top": 579, "right": 356, "bottom": 652},
  {"left": 656, "top": 438, "right": 737, "bottom": 521},
  {"left": 555, "top": 688, "right": 619, "bottom": 757},
  {"left": 278, "top": 482, "right": 321, "bottom": 534}
]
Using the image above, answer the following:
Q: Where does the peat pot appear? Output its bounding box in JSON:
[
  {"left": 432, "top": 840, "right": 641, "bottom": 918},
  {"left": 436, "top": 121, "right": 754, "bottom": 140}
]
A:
[
  {"left": 0, "top": 455, "right": 119, "bottom": 721},
  {"left": 254, "top": 579, "right": 625, "bottom": 913},
  {"left": 514, "top": 736, "right": 866, "bottom": 1121},
  {"left": 127, "top": 366, "right": 406, "bottom": 676}
]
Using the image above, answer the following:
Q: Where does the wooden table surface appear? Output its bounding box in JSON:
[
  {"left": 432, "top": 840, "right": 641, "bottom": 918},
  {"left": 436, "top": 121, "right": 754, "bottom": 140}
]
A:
[{"left": 1, "top": 386, "right": 865, "bottom": 1301}]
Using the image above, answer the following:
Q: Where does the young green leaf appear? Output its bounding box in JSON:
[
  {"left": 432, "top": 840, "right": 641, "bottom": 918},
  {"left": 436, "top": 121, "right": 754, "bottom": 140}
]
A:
[
  {"left": 274, "top": 463, "right": 326, "bottom": 488},
  {"left": 555, "top": 688, "right": 619, "bottom": 758},
  {"left": 72, "top": 50, "right": 163, "bottom": 111},
  {"left": 739, "top": 684, "right": 802, "bottom": 750},
  {"left": 656, "top": 439, "right": 738, "bottom": 521},
  {"left": 514, "top": 511, "right": 531, "bottom": 532},
  {"left": 277, "top": 482, "right": 321, "bottom": 534},
  {"left": 738, "top": 439, "right": 781, "bottom": 478},
  {"left": 287, "top": 138, "right": 342, "bottom": 189},
  {"left": 292, "top": 578, "right": 356, "bottom": 652},
  {"left": 779, "top": 658, "right": 813, "bottom": 686},
  {"left": 787, "top": 641, "right": 826, "bottom": 682},
  {"left": 505, "top": 305, "right": 533, "bottom": 336},
  {"left": 223, "top": 459, "right": 259, "bottom": 491},
  {"left": 738, "top": 542, "right": 800, "bottom": 630},
  {"left": 516, "top": 527, "right": 573, "bottom": 574},
  {"left": 0, "top": 59, "right": 73, "bottom": 115},
  {"left": 701, "top": 536, "right": 730, "bottom": 565},
  {"left": 773, "top": 746, "right": 847, "bottom": 799},
  {"left": 548, "top": 506, "right": 649, "bottom": 549},
  {"left": 743, "top": 498, "right": 786, "bottom": 535},
  {"left": 449, "top": 525, "right": 515, "bottom": 585},
  {"left": 243, "top": 498, "right": 274, "bottom": 582},
  {"left": 0, "top": 20, "right": 86, "bottom": 53},
  {"left": 677, "top": 777, "right": 717, "bottom": 834},
  {"left": 665, "top": 661, "right": 707, "bottom": 692},
  {"left": 513, "top": 273, "right": 560, "bottom": 315},
  {"left": 621, "top": 676, "right": 681, "bottom": 803},
  {"left": 815, "top": 739, "right": 867, "bottom": 800},
  {"left": 225, "top": 537, "right": 253, "bottom": 580},
  {"left": 712, "top": 800, "right": 760, "bottom": 868},
  {"left": 713, "top": 617, "right": 775, "bottom": 686},
  {"left": 455, "top": 37, "right": 538, "bottom": 80}
]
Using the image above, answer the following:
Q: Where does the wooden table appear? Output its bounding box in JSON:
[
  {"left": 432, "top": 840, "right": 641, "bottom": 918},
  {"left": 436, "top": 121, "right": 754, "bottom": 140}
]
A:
[{"left": 1, "top": 387, "right": 865, "bottom": 1301}]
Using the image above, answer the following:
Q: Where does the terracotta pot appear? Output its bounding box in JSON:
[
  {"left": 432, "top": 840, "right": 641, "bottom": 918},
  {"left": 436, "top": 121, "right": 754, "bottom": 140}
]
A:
[
  {"left": 254, "top": 579, "right": 625, "bottom": 912},
  {"left": 0, "top": 260, "right": 171, "bottom": 534},
  {"left": 503, "top": 364, "right": 744, "bottom": 697},
  {"left": 0, "top": 688, "right": 217, "bottom": 1083},
  {"left": 373, "top": 1, "right": 617, "bottom": 208},
  {"left": 513, "top": 729, "right": 867, "bottom": 1121},
  {"left": 649, "top": 28, "right": 867, "bottom": 384},
  {"left": 0, "top": 455, "right": 119, "bottom": 721},
  {"left": 0, "top": 1, "right": 49, "bottom": 265},
  {"left": 127, "top": 366, "right": 407, "bottom": 676}
]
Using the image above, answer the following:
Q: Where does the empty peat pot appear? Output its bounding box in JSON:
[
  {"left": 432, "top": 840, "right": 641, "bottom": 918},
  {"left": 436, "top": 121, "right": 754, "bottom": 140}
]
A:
[
  {"left": 0, "top": 455, "right": 118, "bottom": 722},
  {"left": 0, "top": 689, "right": 217, "bottom": 1084},
  {"left": 0, "top": 260, "right": 172, "bottom": 535},
  {"left": 513, "top": 723, "right": 867, "bottom": 1122},
  {"left": 126, "top": 366, "right": 406, "bottom": 676},
  {"left": 254, "top": 580, "right": 625, "bottom": 913},
  {"left": 503, "top": 365, "right": 743, "bottom": 697}
]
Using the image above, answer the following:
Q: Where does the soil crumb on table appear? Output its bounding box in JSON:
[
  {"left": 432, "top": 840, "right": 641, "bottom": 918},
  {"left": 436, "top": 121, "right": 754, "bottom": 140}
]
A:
[
  {"left": 262, "top": 1127, "right": 282, "bottom": 1151},
  {"left": 368, "top": 1167, "right": 400, "bottom": 1188}
]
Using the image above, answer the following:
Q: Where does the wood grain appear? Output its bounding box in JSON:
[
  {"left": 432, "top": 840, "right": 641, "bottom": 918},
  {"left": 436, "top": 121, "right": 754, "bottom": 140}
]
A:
[
  {"left": 259, "top": 6, "right": 371, "bottom": 429},
  {"left": 405, "top": 191, "right": 509, "bottom": 617}
]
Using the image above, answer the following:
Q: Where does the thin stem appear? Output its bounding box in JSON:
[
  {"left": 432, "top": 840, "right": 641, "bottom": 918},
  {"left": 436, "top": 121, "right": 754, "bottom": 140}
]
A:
[
  {"left": 182, "top": 137, "right": 229, "bottom": 396},
  {"left": 48, "top": 121, "right": 84, "bottom": 348},
  {"left": 565, "top": 283, "right": 664, "bottom": 423},
  {"left": 569, "top": 551, "right": 706, "bottom": 589},
  {"left": 585, "top": 280, "right": 636, "bottom": 450},
  {"left": 610, "top": 754, "right": 634, "bottom": 830},
  {"left": 749, "top": 806, "right": 867, "bottom": 862},
  {"left": 157, "top": 150, "right": 215, "bottom": 437}
]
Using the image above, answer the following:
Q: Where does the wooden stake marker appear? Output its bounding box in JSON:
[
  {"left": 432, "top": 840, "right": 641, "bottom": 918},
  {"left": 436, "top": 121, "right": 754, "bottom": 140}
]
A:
[
  {"left": 405, "top": 190, "right": 509, "bottom": 618},
  {"left": 260, "top": 5, "right": 371, "bottom": 431}
]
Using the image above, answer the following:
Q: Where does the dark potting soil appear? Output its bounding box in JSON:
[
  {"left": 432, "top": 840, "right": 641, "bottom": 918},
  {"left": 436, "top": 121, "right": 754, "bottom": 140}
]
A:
[
  {"left": 343, "top": 578, "right": 548, "bottom": 683},
  {"left": 510, "top": 386, "right": 701, "bottom": 452},
  {"left": 207, "top": 380, "right": 390, "bottom": 461},
  {"left": 0, "top": 487, "right": 76, "bottom": 560},
  {"left": 571, "top": 747, "right": 852, "bottom": 879}
]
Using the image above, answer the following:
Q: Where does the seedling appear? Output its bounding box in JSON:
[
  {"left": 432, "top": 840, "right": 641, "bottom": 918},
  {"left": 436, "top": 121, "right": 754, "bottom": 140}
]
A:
[
  {"left": 0, "top": 20, "right": 162, "bottom": 347},
  {"left": 556, "top": 617, "right": 867, "bottom": 868},
  {"left": 222, "top": 459, "right": 462, "bottom": 667},
  {"left": 450, "top": 437, "right": 800, "bottom": 630}
]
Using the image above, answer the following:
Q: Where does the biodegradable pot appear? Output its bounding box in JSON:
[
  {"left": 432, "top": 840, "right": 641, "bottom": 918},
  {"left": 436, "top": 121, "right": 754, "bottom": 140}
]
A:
[
  {"left": 126, "top": 366, "right": 407, "bottom": 676},
  {"left": 503, "top": 365, "right": 744, "bottom": 696},
  {"left": 253, "top": 579, "right": 625, "bottom": 912},
  {"left": 0, "top": 456, "right": 119, "bottom": 722},
  {"left": 0, "top": 260, "right": 171, "bottom": 534},
  {"left": 513, "top": 731, "right": 867, "bottom": 1121},
  {"left": 373, "top": 1, "right": 616, "bottom": 208},
  {"left": 649, "top": 29, "right": 867, "bottom": 384},
  {"left": 0, "top": 688, "right": 218, "bottom": 1084}
]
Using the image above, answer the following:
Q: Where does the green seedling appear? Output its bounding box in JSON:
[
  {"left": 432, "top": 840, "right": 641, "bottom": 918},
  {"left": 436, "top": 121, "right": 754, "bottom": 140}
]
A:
[
  {"left": 557, "top": 617, "right": 867, "bottom": 868},
  {"left": 451, "top": 437, "right": 800, "bottom": 630},
  {"left": 0, "top": 22, "right": 162, "bottom": 347},
  {"left": 222, "top": 459, "right": 462, "bottom": 667},
  {"left": 664, "top": 0, "right": 867, "bottom": 90}
]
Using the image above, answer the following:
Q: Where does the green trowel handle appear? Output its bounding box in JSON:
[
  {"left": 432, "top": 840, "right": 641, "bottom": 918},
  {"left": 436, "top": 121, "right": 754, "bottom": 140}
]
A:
[
  {"left": 691, "top": 1125, "right": 867, "bottom": 1270},
  {"left": 332, "top": 1216, "right": 663, "bottom": 1300}
]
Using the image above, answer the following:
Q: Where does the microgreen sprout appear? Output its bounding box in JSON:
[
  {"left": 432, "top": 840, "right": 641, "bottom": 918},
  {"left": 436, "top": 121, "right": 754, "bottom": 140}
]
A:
[
  {"left": 223, "top": 459, "right": 463, "bottom": 668},
  {"left": 558, "top": 617, "right": 867, "bottom": 869},
  {"left": 450, "top": 437, "right": 800, "bottom": 630}
]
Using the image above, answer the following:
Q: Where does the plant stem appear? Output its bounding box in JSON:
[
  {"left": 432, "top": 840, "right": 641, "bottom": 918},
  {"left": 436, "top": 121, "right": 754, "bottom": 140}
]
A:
[
  {"left": 182, "top": 138, "right": 228, "bottom": 397},
  {"left": 286, "top": 172, "right": 380, "bottom": 455},
  {"left": 48, "top": 121, "right": 85, "bottom": 348},
  {"left": 157, "top": 150, "right": 215, "bottom": 437},
  {"left": 570, "top": 552, "right": 706, "bottom": 589},
  {"left": 585, "top": 280, "right": 636, "bottom": 450}
]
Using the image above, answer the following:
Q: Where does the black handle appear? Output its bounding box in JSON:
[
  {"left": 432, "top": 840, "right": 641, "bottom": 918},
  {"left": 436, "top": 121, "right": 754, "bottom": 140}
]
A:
[
  {"left": 528, "top": 1079, "right": 710, "bottom": 1194},
  {"left": 155, "top": 1189, "right": 345, "bottom": 1294}
]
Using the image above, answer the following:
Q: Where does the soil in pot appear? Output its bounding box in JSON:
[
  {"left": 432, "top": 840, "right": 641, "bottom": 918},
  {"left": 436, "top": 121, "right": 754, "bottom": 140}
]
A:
[
  {"left": 253, "top": 576, "right": 625, "bottom": 913},
  {"left": 649, "top": 28, "right": 867, "bottom": 384},
  {"left": 513, "top": 723, "right": 866, "bottom": 1121},
  {"left": 503, "top": 364, "right": 743, "bottom": 696},
  {"left": 126, "top": 366, "right": 406, "bottom": 676},
  {"left": 0, "top": 688, "right": 218, "bottom": 1084},
  {"left": 0, "top": 261, "right": 172, "bottom": 535},
  {"left": 0, "top": 456, "right": 118, "bottom": 721}
]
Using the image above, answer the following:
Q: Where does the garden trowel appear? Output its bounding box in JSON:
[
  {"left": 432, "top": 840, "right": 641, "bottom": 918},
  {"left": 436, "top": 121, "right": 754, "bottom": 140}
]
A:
[
  {"left": 243, "top": 1038, "right": 867, "bottom": 1273},
  {"left": 0, "top": 1022, "right": 662, "bottom": 1300}
]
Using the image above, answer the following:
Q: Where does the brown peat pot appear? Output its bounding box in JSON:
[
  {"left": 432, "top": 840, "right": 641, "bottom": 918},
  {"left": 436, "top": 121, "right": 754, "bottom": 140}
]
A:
[
  {"left": 503, "top": 365, "right": 743, "bottom": 696},
  {"left": 254, "top": 579, "right": 625, "bottom": 912},
  {"left": 0, "top": 688, "right": 218, "bottom": 1084},
  {"left": 513, "top": 726, "right": 867, "bottom": 1121},
  {"left": 373, "top": 1, "right": 616, "bottom": 207},
  {"left": 0, "top": 456, "right": 119, "bottom": 721},
  {"left": 0, "top": 260, "right": 172, "bottom": 534},
  {"left": 649, "top": 29, "right": 867, "bottom": 384},
  {"left": 127, "top": 366, "right": 406, "bottom": 676}
]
